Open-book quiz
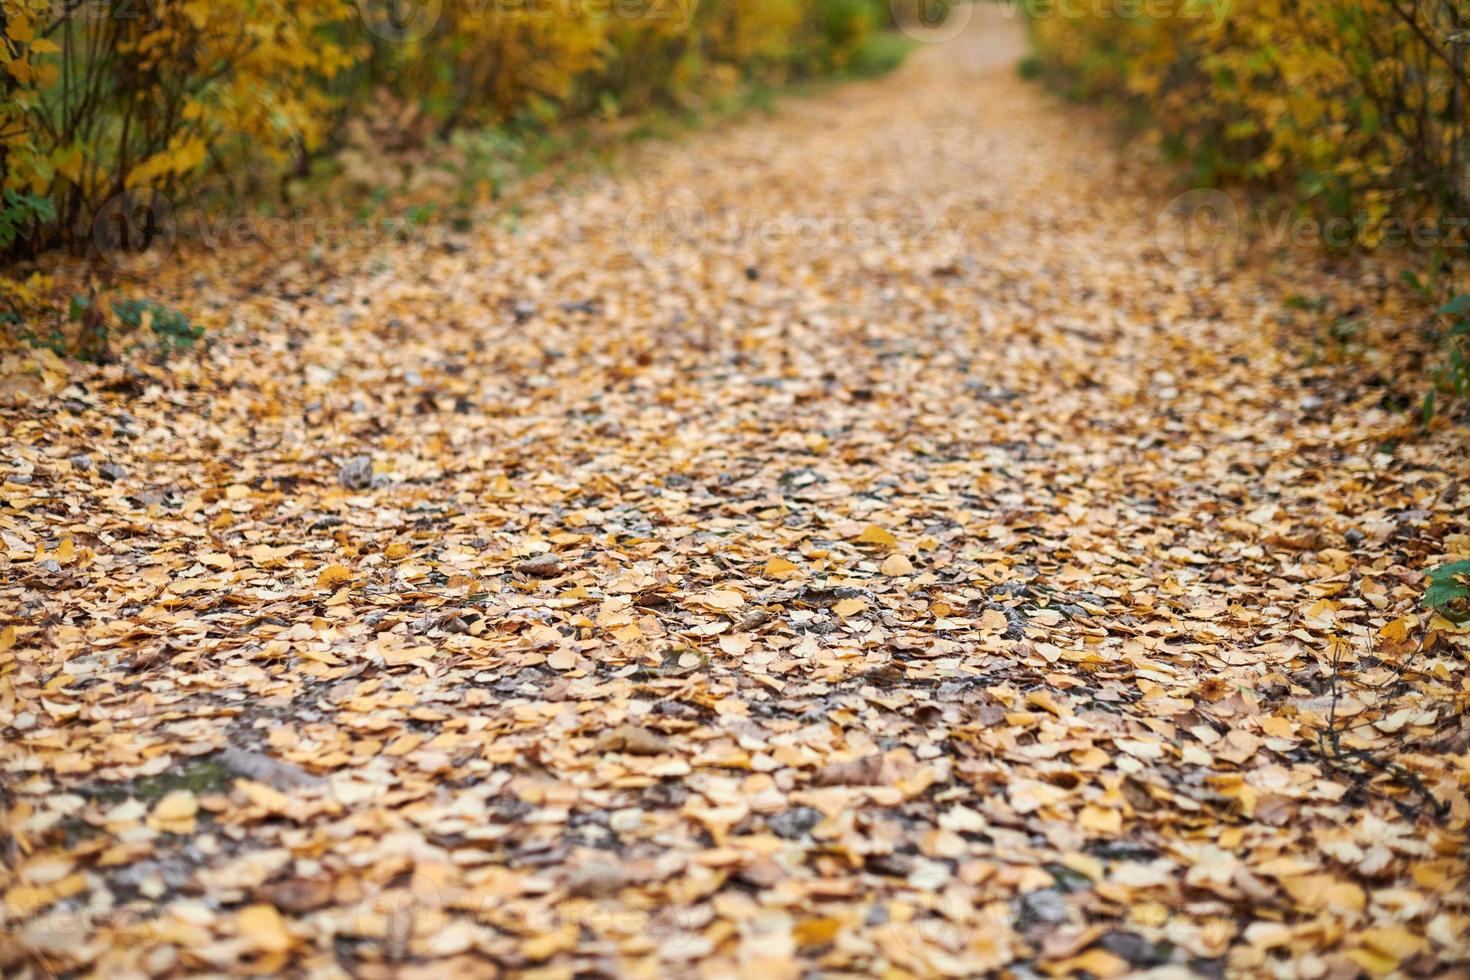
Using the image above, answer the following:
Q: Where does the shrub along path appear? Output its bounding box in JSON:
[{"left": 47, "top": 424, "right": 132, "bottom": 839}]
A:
[{"left": 3, "top": 8, "right": 1468, "bottom": 977}]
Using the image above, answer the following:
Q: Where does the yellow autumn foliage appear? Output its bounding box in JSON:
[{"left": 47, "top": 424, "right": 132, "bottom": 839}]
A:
[
  {"left": 0, "top": 0, "right": 888, "bottom": 258},
  {"left": 1030, "top": 0, "right": 1470, "bottom": 242},
  {"left": 2, "top": 0, "right": 357, "bottom": 241}
]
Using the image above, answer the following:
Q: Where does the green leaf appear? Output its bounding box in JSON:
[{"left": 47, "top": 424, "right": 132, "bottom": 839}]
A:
[
  {"left": 1437, "top": 295, "right": 1470, "bottom": 317},
  {"left": 1423, "top": 560, "right": 1470, "bottom": 623}
]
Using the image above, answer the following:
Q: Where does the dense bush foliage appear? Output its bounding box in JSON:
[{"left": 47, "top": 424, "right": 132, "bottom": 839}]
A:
[
  {"left": 0, "top": 0, "right": 896, "bottom": 261},
  {"left": 1029, "top": 0, "right": 1470, "bottom": 244},
  {"left": 1, "top": 0, "right": 358, "bottom": 255}
]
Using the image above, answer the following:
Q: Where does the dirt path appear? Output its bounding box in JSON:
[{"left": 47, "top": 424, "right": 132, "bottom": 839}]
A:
[{"left": 4, "top": 8, "right": 1468, "bottom": 977}]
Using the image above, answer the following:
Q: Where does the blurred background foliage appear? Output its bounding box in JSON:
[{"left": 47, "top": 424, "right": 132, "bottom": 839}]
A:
[
  {"left": 1029, "top": 0, "right": 1469, "bottom": 246},
  {"left": 0, "top": 0, "right": 921, "bottom": 261}
]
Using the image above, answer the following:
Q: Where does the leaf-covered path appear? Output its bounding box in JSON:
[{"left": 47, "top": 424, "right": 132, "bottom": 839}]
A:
[{"left": 4, "top": 9, "right": 1469, "bottom": 977}]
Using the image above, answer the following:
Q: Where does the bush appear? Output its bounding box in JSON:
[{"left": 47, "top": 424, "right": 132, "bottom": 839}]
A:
[
  {"left": 1, "top": 0, "right": 359, "bottom": 258},
  {"left": 845, "top": 31, "right": 917, "bottom": 79},
  {"left": 885, "top": 0, "right": 954, "bottom": 32},
  {"left": 0, "top": 0, "right": 911, "bottom": 265},
  {"left": 813, "top": 0, "right": 880, "bottom": 71},
  {"left": 1027, "top": 0, "right": 1470, "bottom": 240},
  {"left": 358, "top": 6, "right": 609, "bottom": 131}
]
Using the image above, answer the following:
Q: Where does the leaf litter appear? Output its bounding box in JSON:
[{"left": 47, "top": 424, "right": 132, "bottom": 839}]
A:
[{"left": 2, "top": 9, "right": 1470, "bottom": 979}]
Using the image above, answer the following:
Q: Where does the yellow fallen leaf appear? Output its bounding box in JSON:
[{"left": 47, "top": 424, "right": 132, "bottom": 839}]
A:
[
  {"left": 1304, "top": 598, "right": 1338, "bottom": 628},
  {"left": 238, "top": 780, "right": 289, "bottom": 814},
  {"left": 547, "top": 648, "right": 577, "bottom": 670},
  {"left": 764, "top": 556, "right": 801, "bottom": 578},
  {"left": 148, "top": 791, "right": 198, "bottom": 834},
  {"left": 1259, "top": 715, "right": 1294, "bottom": 738},
  {"left": 1025, "top": 689, "right": 1064, "bottom": 717},
  {"left": 599, "top": 724, "right": 670, "bottom": 755},
  {"left": 833, "top": 597, "right": 867, "bottom": 617},
  {"left": 380, "top": 645, "right": 435, "bottom": 667},
  {"left": 1114, "top": 737, "right": 1164, "bottom": 761},
  {"left": 298, "top": 647, "right": 343, "bottom": 666},
  {"left": 385, "top": 733, "right": 424, "bottom": 756},
  {"left": 1377, "top": 617, "right": 1409, "bottom": 645},
  {"left": 523, "top": 923, "right": 578, "bottom": 961},
  {"left": 316, "top": 564, "right": 353, "bottom": 589},
  {"left": 1060, "top": 851, "right": 1104, "bottom": 883},
  {"left": 1007, "top": 777, "right": 1069, "bottom": 814},
  {"left": 0, "top": 373, "right": 45, "bottom": 407},
  {"left": 696, "top": 589, "right": 745, "bottom": 610},
  {"left": 1054, "top": 948, "right": 1129, "bottom": 978},
  {"left": 19, "top": 854, "right": 75, "bottom": 886},
  {"left": 151, "top": 791, "right": 197, "bottom": 821},
  {"left": 0, "top": 625, "right": 14, "bottom": 652},
  {"left": 794, "top": 916, "right": 844, "bottom": 946},
  {"left": 238, "top": 903, "right": 293, "bottom": 954},
  {"left": 2, "top": 874, "right": 85, "bottom": 918},
  {"left": 4, "top": 884, "right": 53, "bottom": 919},
  {"left": 880, "top": 553, "right": 913, "bottom": 576},
  {"left": 979, "top": 608, "right": 1010, "bottom": 633},
  {"left": 1078, "top": 804, "right": 1122, "bottom": 834},
  {"left": 718, "top": 633, "right": 750, "bottom": 656},
  {"left": 855, "top": 525, "right": 898, "bottom": 549},
  {"left": 685, "top": 802, "right": 749, "bottom": 842},
  {"left": 1359, "top": 925, "right": 1427, "bottom": 963},
  {"left": 1346, "top": 949, "right": 1399, "bottom": 977}
]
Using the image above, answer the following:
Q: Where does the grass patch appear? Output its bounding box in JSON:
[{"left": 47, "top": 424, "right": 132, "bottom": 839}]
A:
[{"left": 83, "top": 759, "right": 234, "bottom": 804}]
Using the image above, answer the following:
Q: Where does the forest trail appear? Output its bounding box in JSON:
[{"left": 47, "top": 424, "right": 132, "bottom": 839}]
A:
[{"left": 4, "top": 7, "right": 1468, "bottom": 977}]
